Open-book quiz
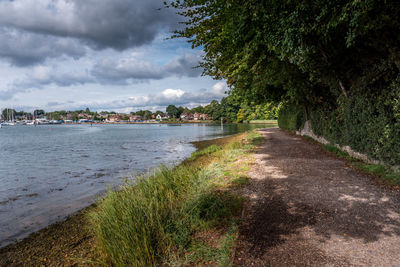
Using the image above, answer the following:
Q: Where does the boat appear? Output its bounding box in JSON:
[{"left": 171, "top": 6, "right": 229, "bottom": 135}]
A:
[
  {"left": 1, "top": 121, "right": 16, "bottom": 126},
  {"left": 2, "top": 108, "right": 17, "bottom": 126}
]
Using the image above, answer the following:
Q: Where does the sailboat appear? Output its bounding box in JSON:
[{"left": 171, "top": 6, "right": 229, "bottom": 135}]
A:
[{"left": 2, "top": 108, "right": 17, "bottom": 126}]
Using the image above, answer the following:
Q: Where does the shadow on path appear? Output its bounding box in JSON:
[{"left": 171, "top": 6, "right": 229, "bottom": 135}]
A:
[{"left": 235, "top": 128, "right": 400, "bottom": 266}]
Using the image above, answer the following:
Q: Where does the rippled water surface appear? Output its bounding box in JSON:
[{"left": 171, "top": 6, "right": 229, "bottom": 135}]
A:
[{"left": 0, "top": 123, "right": 272, "bottom": 247}]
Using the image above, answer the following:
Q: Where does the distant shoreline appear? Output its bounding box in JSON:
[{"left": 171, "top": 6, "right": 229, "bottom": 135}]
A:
[{"left": 3, "top": 120, "right": 277, "bottom": 126}]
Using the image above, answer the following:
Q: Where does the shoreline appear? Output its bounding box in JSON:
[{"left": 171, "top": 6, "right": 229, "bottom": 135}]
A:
[
  {"left": 0, "top": 205, "right": 97, "bottom": 266},
  {"left": 1, "top": 120, "right": 278, "bottom": 126},
  {"left": 0, "top": 131, "right": 255, "bottom": 266}
]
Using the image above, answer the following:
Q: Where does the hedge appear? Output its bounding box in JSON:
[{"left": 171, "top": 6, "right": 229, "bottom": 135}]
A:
[{"left": 278, "top": 81, "right": 400, "bottom": 166}]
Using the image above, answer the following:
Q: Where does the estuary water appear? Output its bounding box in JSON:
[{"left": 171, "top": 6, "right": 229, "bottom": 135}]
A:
[{"left": 0, "top": 123, "right": 271, "bottom": 248}]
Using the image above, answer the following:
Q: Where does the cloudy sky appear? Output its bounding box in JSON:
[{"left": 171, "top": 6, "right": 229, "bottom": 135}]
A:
[{"left": 0, "top": 0, "right": 227, "bottom": 112}]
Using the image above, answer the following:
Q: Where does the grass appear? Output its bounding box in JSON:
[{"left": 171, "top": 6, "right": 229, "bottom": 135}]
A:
[
  {"left": 353, "top": 163, "right": 400, "bottom": 185},
  {"left": 88, "top": 130, "right": 264, "bottom": 266},
  {"left": 302, "top": 137, "right": 400, "bottom": 186},
  {"left": 188, "top": 144, "right": 222, "bottom": 161},
  {"left": 323, "top": 144, "right": 351, "bottom": 159}
]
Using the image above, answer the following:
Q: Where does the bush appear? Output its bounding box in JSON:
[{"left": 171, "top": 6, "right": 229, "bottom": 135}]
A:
[{"left": 277, "top": 102, "right": 306, "bottom": 131}]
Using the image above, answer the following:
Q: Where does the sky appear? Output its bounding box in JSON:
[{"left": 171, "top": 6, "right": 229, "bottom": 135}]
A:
[{"left": 0, "top": 0, "right": 227, "bottom": 113}]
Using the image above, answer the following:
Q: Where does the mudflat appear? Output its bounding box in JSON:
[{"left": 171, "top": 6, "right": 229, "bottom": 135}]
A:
[
  {"left": 235, "top": 128, "right": 400, "bottom": 266},
  {"left": 0, "top": 206, "right": 96, "bottom": 266}
]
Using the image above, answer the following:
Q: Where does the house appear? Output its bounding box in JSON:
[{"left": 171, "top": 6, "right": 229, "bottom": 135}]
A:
[
  {"left": 180, "top": 113, "right": 194, "bottom": 121},
  {"left": 156, "top": 113, "right": 169, "bottom": 121},
  {"left": 66, "top": 113, "right": 75, "bottom": 120},
  {"left": 200, "top": 113, "right": 210, "bottom": 120},
  {"left": 78, "top": 113, "right": 92, "bottom": 119},
  {"left": 98, "top": 113, "right": 109, "bottom": 119},
  {"left": 193, "top": 113, "right": 200, "bottom": 120},
  {"left": 129, "top": 115, "right": 142, "bottom": 122},
  {"left": 107, "top": 115, "right": 119, "bottom": 122}
]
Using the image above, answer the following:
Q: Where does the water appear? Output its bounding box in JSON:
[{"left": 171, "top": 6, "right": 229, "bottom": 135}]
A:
[{"left": 0, "top": 123, "right": 272, "bottom": 247}]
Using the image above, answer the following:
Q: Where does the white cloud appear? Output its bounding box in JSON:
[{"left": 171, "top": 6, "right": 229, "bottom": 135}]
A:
[
  {"left": 211, "top": 82, "right": 228, "bottom": 96},
  {"left": 162, "top": 89, "right": 185, "bottom": 99}
]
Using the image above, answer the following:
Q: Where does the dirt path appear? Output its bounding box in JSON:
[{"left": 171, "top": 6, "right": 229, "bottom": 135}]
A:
[{"left": 234, "top": 128, "right": 400, "bottom": 266}]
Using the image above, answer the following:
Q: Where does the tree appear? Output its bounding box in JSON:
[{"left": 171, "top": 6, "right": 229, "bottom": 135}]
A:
[
  {"left": 191, "top": 106, "right": 205, "bottom": 114},
  {"left": 168, "top": 0, "right": 400, "bottom": 166},
  {"left": 169, "top": 0, "right": 400, "bottom": 105},
  {"left": 142, "top": 110, "right": 153, "bottom": 120},
  {"left": 33, "top": 109, "right": 45, "bottom": 117},
  {"left": 166, "top": 105, "right": 179, "bottom": 118}
]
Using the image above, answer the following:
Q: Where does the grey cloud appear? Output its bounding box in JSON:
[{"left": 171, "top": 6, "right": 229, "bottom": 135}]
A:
[
  {"left": 0, "top": 27, "right": 85, "bottom": 66},
  {"left": 0, "top": 0, "right": 178, "bottom": 51},
  {"left": 1, "top": 68, "right": 92, "bottom": 100},
  {"left": 92, "top": 54, "right": 202, "bottom": 83},
  {"left": 14, "top": 67, "right": 94, "bottom": 89},
  {"left": 2, "top": 53, "right": 202, "bottom": 100},
  {"left": 164, "top": 54, "right": 203, "bottom": 78},
  {"left": 0, "top": 88, "right": 27, "bottom": 101}
]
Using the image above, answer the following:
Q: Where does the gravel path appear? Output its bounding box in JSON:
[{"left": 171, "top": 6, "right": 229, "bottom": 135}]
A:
[{"left": 234, "top": 128, "right": 400, "bottom": 266}]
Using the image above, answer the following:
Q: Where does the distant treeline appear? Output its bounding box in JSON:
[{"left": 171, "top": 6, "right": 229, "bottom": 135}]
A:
[{"left": 1, "top": 99, "right": 278, "bottom": 122}]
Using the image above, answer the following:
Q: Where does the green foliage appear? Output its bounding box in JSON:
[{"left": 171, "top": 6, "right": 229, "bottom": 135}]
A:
[
  {"left": 236, "top": 102, "right": 279, "bottom": 123},
  {"left": 166, "top": 104, "right": 180, "bottom": 118},
  {"left": 277, "top": 103, "right": 305, "bottom": 131},
  {"left": 310, "top": 82, "right": 400, "bottom": 165},
  {"left": 169, "top": 0, "right": 400, "bottom": 166}
]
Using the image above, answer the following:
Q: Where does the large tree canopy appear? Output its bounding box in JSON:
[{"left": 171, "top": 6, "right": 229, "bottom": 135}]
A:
[
  {"left": 169, "top": 1, "right": 400, "bottom": 165},
  {"left": 169, "top": 0, "right": 400, "bottom": 106}
]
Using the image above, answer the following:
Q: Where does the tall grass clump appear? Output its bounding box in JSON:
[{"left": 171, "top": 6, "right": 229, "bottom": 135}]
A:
[{"left": 89, "top": 166, "right": 204, "bottom": 266}]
